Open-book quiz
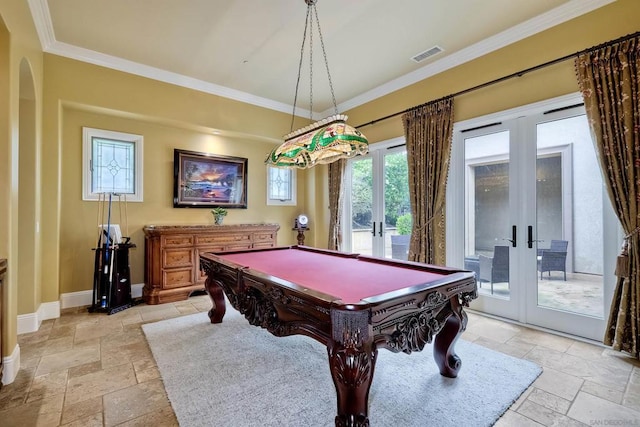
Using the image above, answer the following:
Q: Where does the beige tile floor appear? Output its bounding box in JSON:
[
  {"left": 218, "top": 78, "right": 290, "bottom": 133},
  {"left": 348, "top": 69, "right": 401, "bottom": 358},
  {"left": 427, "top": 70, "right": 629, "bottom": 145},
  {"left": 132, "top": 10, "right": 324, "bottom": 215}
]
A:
[{"left": 1, "top": 294, "right": 640, "bottom": 426}]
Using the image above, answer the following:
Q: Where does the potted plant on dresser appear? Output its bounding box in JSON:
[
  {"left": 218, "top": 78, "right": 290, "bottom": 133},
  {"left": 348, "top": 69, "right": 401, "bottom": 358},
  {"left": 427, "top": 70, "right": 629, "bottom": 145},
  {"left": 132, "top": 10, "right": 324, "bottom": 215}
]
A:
[{"left": 211, "top": 207, "right": 228, "bottom": 225}]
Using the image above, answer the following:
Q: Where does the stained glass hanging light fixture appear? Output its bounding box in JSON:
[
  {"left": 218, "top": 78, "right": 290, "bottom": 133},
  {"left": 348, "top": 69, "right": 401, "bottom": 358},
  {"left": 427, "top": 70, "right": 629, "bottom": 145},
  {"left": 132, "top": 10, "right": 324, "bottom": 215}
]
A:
[{"left": 265, "top": 0, "right": 369, "bottom": 169}]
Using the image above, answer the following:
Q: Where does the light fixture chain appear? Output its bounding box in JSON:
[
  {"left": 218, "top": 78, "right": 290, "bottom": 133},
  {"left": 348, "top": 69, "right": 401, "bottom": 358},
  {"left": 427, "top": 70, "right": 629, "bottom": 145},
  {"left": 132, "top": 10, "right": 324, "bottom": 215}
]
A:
[
  {"left": 309, "top": 6, "right": 313, "bottom": 120},
  {"left": 266, "top": 0, "right": 369, "bottom": 169},
  {"left": 290, "top": 5, "right": 312, "bottom": 132},
  {"left": 312, "top": 3, "right": 338, "bottom": 115}
]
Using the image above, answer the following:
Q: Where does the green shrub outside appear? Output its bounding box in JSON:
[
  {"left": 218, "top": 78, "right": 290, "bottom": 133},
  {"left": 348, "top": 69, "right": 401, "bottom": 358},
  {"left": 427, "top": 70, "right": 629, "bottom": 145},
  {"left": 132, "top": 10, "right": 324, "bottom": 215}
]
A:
[{"left": 396, "top": 213, "right": 412, "bottom": 235}]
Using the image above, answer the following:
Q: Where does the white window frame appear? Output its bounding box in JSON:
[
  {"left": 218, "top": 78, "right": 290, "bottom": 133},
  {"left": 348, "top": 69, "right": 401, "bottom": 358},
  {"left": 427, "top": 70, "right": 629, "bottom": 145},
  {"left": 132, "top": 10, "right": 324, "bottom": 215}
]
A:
[
  {"left": 266, "top": 166, "right": 297, "bottom": 206},
  {"left": 82, "top": 127, "right": 143, "bottom": 202}
]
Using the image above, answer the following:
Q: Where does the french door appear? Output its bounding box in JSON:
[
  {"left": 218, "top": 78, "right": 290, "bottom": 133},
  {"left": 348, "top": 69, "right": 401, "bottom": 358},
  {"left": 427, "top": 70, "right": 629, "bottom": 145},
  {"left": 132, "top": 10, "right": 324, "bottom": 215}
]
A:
[
  {"left": 343, "top": 138, "right": 410, "bottom": 259},
  {"left": 448, "top": 94, "right": 618, "bottom": 341}
]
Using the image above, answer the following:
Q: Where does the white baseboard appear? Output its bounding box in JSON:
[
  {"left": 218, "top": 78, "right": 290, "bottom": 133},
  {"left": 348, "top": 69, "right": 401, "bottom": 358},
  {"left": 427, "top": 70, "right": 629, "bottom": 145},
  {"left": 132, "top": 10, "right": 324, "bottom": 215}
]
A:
[
  {"left": 131, "top": 283, "right": 144, "bottom": 298},
  {"left": 41, "top": 300, "right": 60, "bottom": 321},
  {"left": 132, "top": 283, "right": 143, "bottom": 299},
  {"left": 2, "top": 344, "right": 20, "bottom": 385},
  {"left": 17, "top": 300, "right": 60, "bottom": 335},
  {"left": 60, "top": 289, "right": 93, "bottom": 310},
  {"left": 16, "top": 312, "right": 39, "bottom": 335},
  {"left": 60, "top": 283, "right": 144, "bottom": 309}
]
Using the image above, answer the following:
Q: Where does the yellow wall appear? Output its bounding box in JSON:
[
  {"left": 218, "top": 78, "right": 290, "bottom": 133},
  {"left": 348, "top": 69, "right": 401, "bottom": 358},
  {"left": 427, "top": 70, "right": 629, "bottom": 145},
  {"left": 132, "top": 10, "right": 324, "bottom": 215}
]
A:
[
  {"left": 18, "top": 95, "right": 36, "bottom": 314},
  {"left": 0, "top": 14, "right": 12, "bottom": 361},
  {"left": 0, "top": 0, "right": 639, "bottom": 377},
  {"left": 59, "top": 107, "right": 303, "bottom": 293}
]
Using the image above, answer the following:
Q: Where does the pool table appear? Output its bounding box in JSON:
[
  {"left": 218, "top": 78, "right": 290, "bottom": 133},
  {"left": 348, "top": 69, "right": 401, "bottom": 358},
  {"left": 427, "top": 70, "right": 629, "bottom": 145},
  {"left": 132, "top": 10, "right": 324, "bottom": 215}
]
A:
[{"left": 199, "top": 245, "right": 477, "bottom": 426}]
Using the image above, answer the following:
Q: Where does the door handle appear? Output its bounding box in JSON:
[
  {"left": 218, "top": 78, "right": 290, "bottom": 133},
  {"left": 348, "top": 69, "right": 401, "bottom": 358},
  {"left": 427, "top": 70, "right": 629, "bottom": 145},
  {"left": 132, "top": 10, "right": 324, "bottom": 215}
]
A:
[
  {"left": 379, "top": 221, "right": 383, "bottom": 237},
  {"left": 527, "top": 225, "right": 543, "bottom": 249},
  {"left": 372, "top": 222, "right": 376, "bottom": 236},
  {"left": 505, "top": 225, "right": 517, "bottom": 247}
]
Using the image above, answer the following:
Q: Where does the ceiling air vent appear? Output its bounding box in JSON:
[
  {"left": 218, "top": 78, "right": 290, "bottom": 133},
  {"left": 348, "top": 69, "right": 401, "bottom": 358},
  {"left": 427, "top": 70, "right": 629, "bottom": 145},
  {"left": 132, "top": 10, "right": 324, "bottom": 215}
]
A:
[{"left": 411, "top": 45, "right": 444, "bottom": 63}]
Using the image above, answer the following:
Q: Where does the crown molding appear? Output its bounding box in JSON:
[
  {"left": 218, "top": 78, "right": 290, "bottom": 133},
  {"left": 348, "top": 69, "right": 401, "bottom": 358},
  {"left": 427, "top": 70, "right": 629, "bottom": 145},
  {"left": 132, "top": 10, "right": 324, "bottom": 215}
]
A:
[
  {"left": 27, "top": 0, "right": 55, "bottom": 49},
  {"left": 29, "top": 0, "right": 614, "bottom": 117}
]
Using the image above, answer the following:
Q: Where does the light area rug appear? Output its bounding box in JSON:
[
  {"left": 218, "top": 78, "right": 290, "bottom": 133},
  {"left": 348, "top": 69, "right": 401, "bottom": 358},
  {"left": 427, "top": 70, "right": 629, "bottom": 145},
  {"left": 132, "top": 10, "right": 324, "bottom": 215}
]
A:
[{"left": 142, "top": 308, "right": 541, "bottom": 427}]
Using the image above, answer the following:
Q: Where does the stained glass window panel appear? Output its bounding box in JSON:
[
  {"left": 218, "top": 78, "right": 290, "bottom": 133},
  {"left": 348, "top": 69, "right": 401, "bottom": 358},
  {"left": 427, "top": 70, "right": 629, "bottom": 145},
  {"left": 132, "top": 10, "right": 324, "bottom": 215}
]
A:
[
  {"left": 267, "top": 166, "right": 296, "bottom": 206},
  {"left": 92, "top": 137, "right": 135, "bottom": 194}
]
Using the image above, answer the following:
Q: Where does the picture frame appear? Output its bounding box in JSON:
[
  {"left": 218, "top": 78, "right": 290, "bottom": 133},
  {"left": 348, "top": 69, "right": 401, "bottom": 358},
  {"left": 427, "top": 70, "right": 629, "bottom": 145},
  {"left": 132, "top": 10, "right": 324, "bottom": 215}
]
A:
[{"left": 173, "top": 149, "right": 248, "bottom": 208}]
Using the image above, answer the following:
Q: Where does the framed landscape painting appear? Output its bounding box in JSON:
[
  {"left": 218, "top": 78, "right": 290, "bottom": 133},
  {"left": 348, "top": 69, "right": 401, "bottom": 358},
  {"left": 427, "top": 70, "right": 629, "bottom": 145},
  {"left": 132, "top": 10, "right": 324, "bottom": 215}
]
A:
[{"left": 173, "top": 149, "right": 248, "bottom": 208}]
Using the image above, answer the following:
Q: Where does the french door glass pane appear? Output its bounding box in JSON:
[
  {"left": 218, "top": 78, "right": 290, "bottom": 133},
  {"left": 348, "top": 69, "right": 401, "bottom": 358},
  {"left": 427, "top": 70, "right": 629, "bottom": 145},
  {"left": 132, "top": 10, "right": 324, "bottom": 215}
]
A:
[
  {"left": 536, "top": 115, "right": 604, "bottom": 318},
  {"left": 464, "top": 131, "right": 511, "bottom": 298},
  {"left": 385, "top": 151, "right": 410, "bottom": 260},
  {"left": 350, "top": 157, "right": 373, "bottom": 256}
]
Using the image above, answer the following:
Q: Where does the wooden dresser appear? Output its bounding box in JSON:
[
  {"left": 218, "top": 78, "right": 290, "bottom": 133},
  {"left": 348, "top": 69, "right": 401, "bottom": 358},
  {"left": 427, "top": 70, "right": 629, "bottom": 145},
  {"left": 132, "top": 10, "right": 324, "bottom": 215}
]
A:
[
  {"left": 143, "top": 224, "right": 279, "bottom": 304},
  {"left": 0, "top": 258, "right": 6, "bottom": 387}
]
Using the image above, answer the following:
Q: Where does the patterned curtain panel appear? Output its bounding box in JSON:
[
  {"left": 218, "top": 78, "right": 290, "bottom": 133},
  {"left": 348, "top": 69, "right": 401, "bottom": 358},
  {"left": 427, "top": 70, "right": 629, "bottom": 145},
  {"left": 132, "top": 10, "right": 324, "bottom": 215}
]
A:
[
  {"left": 327, "top": 159, "right": 346, "bottom": 251},
  {"left": 575, "top": 34, "right": 640, "bottom": 357},
  {"left": 402, "top": 98, "right": 454, "bottom": 265}
]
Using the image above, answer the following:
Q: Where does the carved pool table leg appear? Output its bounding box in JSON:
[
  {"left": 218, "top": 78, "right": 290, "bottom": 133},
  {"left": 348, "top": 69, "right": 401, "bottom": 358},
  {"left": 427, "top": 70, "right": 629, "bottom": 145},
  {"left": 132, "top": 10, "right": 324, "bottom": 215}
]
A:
[
  {"left": 433, "top": 298, "right": 468, "bottom": 378},
  {"left": 204, "top": 276, "right": 226, "bottom": 324},
  {"left": 328, "top": 339, "right": 378, "bottom": 427}
]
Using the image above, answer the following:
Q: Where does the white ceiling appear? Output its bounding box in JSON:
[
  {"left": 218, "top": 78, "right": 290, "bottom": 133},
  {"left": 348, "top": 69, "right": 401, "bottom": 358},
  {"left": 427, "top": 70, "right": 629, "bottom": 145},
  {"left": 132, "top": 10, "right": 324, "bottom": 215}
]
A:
[{"left": 29, "top": 0, "right": 614, "bottom": 117}]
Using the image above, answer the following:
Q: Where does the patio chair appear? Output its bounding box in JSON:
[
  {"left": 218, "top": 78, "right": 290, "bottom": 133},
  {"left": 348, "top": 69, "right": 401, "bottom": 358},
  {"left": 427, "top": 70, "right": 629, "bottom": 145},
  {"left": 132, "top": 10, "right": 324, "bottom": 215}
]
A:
[
  {"left": 391, "top": 234, "right": 410, "bottom": 261},
  {"left": 537, "top": 239, "right": 568, "bottom": 280},
  {"left": 478, "top": 245, "right": 509, "bottom": 294}
]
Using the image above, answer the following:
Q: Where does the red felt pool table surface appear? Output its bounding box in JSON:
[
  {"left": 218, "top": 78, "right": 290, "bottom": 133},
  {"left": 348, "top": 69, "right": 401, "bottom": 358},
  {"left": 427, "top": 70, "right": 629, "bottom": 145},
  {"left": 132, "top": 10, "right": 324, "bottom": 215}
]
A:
[{"left": 219, "top": 247, "right": 446, "bottom": 304}]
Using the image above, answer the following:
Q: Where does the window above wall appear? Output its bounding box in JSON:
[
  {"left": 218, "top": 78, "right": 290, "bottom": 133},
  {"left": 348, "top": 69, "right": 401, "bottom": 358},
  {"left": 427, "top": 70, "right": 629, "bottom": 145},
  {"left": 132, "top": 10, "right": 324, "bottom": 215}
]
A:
[
  {"left": 266, "top": 166, "right": 296, "bottom": 206},
  {"left": 82, "top": 127, "right": 144, "bottom": 202}
]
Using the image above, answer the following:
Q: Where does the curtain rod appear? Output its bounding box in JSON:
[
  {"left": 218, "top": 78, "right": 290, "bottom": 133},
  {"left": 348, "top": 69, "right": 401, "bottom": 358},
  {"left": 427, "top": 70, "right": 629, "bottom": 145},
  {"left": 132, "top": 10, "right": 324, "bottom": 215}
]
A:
[{"left": 354, "top": 30, "right": 640, "bottom": 130}]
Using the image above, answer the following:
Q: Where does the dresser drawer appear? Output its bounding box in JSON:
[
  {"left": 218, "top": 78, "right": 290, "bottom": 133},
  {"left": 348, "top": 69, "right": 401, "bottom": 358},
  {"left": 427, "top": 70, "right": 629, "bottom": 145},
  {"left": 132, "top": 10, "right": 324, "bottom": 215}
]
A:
[
  {"left": 253, "top": 241, "right": 276, "bottom": 249},
  {"left": 163, "top": 268, "right": 194, "bottom": 289},
  {"left": 162, "top": 234, "right": 194, "bottom": 247},
  {"left": 226, "top": 243, "right": 254, "bottom": 252},
  {"left": 196, "top": 233, "right": 251, "bottom": 245},
  {"left": 254, "top": 232, "right": 276, "bottom": 243},
  {"left": 163, "top": 248, "right": 193, "bottom": 268},
  {"left": 252, "top": 232, "right": 275, "bottom": 249}
]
